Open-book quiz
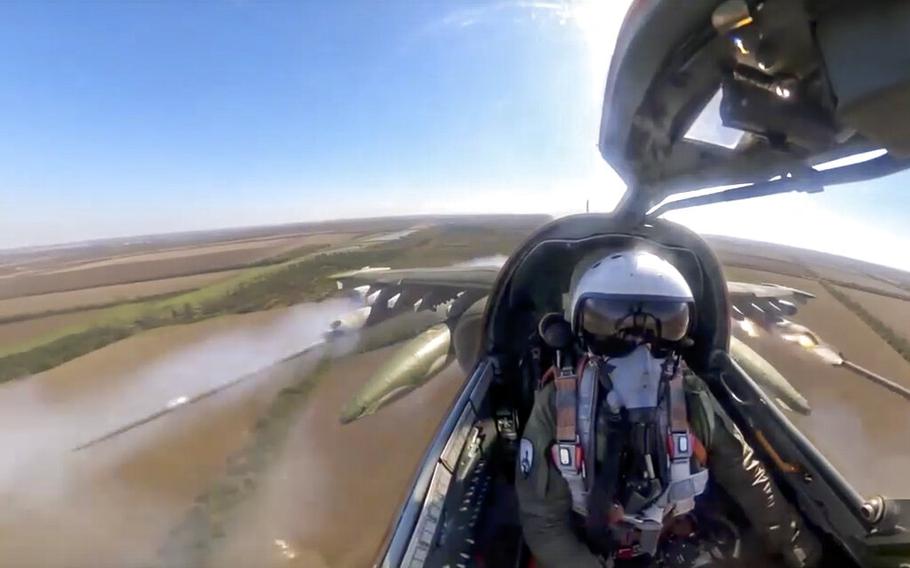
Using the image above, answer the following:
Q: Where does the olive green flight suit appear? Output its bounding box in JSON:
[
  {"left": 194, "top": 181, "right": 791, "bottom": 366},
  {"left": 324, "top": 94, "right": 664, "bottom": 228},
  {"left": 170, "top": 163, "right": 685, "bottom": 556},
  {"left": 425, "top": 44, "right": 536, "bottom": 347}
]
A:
[{"left": 515, "top": 371, "right": 819, "bottom": 568}]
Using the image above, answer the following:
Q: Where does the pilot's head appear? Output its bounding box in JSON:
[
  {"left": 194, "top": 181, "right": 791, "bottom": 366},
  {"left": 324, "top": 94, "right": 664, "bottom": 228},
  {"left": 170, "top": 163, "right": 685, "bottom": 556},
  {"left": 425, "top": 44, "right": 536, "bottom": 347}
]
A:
[{"left": 568, "top": 250, "right": 693, "bottom": 358}]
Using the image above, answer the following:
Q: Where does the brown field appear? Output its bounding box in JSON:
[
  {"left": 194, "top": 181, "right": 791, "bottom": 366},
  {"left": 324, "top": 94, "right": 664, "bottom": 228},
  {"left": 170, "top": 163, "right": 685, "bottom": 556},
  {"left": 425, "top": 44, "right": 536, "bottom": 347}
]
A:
[
  {"left": 811, "top": 266, "right": 909, "bottom": 296},
  {"left": 0, "top": 216, "right": 477, "bottom": 282},
  {"left": 717, "top": 253, "right": 812, "bottom": 280},
  {"left": 0, "top": 269, "right": 244, "bottom": 321},
  {"left": 205, "top": 349, "right": 465, "bottom": 568},
  {"left": 723, "top": 263, "right": 910, "bottom": 497},
  {"left": 0, "top": 298, "right": 454, "bottom": 568},
  {"left": 1, "top": 222, "right": 907, "bottom": 568},
  {"left": 0, "top": 306, "right": 113, "bottom": 347},
  {"left": 0, "top": 304, "right": 332, "bottom": 455},
  {"left": 48, "top": 238, "right": 291, "bottom": 273},
  {"left": 0, "top": 365, "right": 318, "bottom": 568},
  {"left": 0, "top": 232, "right": 356, "bottom": 300},
  {"left": 736, "top": 327, "right": 910, "bottom": 498},
  {"left": 48, "top": 233, "right": 351, "bottom": 274},
  {"left": 836, "top": 286, "right": 910, "bottom": 341},
  {"left": 710, "top": 237, "right": 809, "bottom": 276},
  {"left": 0, "top": 301, "right": 349, "bottom": 568},
  {"left": 710, "top": 235, "right": 910, "bottom": 295}
]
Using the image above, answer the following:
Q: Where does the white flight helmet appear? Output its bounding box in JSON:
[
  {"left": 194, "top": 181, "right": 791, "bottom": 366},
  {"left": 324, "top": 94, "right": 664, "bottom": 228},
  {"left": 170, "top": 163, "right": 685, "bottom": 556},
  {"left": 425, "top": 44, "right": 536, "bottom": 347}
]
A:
[{"left": 569, "top": 250, "right": 694, "bottom": 356}]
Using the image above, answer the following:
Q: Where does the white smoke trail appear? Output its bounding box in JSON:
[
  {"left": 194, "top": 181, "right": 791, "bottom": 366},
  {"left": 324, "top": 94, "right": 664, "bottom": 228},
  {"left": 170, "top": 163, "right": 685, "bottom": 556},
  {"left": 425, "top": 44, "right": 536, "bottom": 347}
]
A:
[
  {"left": 0, "top": 297, "right": 368, "bottom": 565},
  {"left": 453, "top": 254, "right": 508, "bottom": 268},
  {"left": 73, "top": 297, "right": 364, "bottom": 447}
]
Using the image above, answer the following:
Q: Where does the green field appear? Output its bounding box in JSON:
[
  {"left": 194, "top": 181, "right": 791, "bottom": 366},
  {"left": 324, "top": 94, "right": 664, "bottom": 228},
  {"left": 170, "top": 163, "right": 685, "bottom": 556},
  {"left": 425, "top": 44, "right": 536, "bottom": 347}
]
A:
[{"left": 0, "top": 223, "right": 533, "bottom": 382}]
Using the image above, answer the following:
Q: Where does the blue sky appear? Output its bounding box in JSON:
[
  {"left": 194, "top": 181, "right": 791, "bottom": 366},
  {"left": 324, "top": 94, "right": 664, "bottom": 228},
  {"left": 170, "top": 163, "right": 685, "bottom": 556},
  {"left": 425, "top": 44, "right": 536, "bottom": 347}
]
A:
[{"left": 1, "top": 1, "right": 908, "bottom": 269}]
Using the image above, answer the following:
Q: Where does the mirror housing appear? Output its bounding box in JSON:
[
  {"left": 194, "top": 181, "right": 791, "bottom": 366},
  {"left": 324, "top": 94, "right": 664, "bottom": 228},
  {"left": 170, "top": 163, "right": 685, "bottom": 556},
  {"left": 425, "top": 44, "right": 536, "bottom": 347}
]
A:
[{"left": 538, "top": 312, "right": 573, "bottom": 351}]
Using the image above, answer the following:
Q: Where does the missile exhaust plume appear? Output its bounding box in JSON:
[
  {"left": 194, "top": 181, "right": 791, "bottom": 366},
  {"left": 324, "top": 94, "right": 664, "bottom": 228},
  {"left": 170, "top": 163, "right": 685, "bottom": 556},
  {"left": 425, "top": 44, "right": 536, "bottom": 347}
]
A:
[
  {"left": 736, "top": 318, "right": 760, "bottom": 338},
  {"left": 326, "top": 306, "right": 372, "bottom": 336},
  {"left": 452, "top": 254, "right": 508, "bottom": 268},
  {"left": 772, "top": 319, "right": 910, "bottom": 402}
]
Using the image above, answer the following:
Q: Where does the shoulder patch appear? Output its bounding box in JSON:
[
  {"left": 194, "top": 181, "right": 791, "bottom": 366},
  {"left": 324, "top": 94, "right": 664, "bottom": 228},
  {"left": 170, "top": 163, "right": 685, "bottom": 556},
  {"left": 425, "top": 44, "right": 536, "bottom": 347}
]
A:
[{"left": 519, "top": 438, "right": 534, "bottom": 478}]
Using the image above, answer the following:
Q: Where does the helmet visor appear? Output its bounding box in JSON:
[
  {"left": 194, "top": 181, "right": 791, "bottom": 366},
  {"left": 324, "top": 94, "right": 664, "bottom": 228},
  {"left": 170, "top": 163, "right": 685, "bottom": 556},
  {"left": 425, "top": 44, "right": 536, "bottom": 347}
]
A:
[{"left": 579, "top": 297, "right": 691, "bottom": 344}]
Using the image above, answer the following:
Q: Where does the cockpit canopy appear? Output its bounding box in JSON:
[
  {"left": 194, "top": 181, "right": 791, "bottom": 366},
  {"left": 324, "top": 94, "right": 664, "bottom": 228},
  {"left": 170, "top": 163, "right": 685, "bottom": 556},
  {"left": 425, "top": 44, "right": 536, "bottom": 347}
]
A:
[
  {"left": 601, "top": 0, "right": 910, "bottom": 215},
  {"left": 484, "top": 214, "right": 730, "bottom": 374}
]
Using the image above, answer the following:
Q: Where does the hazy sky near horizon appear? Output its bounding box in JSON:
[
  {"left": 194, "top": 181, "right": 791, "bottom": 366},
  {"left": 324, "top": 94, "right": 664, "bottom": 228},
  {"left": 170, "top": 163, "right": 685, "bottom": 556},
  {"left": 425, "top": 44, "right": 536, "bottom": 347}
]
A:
[{"left": 1, "top": 1, "right": 909, "bottom": 269}]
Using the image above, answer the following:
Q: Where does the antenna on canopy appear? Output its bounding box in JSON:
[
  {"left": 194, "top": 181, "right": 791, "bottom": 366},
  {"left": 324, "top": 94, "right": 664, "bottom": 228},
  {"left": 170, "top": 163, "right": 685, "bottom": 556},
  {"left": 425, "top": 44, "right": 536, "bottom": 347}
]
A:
[{"left": 586, "top": 199, "right": 590, "bottom": 213}]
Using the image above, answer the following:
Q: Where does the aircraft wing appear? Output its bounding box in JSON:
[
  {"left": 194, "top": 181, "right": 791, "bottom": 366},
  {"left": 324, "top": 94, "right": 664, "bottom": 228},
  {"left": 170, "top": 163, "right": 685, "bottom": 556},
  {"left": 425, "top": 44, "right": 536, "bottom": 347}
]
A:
[
  {"left": 726, "top": 281, "right": 815, "bottom": 328},
  {"left": 333, "top": 265, "right": 827, "bottom": 421},
  {"left": 332, "top": 266, "right": 499, "bottom": 290},
  {"left": 332, "top": 266, "right": 500, "bottom": 327},
  {"left": 335, "top": 264, "right": 815, "bottom": 329}
]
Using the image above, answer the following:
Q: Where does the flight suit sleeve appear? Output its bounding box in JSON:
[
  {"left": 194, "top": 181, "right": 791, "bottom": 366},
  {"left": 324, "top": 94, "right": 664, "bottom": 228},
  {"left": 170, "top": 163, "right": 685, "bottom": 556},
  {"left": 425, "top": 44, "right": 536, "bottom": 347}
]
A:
[
  {"left": 515, "top": 383, "right": 603, "bottom": 568},
  {"left": 685, "top": 374, "right": 820, "bottom": 568}
]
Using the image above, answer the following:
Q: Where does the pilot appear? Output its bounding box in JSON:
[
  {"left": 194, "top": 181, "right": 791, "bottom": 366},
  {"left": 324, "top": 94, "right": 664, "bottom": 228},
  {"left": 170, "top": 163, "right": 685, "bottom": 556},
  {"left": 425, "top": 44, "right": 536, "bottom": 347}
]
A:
[{"left": 516, "top": 250, "right": 820, "bottom": 567}]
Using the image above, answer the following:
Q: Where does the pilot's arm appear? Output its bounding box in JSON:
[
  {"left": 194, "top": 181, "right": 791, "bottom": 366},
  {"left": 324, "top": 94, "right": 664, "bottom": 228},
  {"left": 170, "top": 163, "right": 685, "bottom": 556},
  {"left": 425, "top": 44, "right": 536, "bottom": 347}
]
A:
[
  {"left": 515, "top": 382, "right": 603, "bottom": 568},
  {"left": 684, "top": 373, "right": 821, "bottom": 568}
]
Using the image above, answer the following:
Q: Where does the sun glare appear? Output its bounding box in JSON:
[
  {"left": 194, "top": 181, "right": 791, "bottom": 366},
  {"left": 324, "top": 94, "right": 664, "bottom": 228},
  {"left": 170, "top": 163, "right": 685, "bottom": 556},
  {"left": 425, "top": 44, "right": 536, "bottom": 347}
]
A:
[
  {"left": 812, "top": 148, "right": 888, "bottom": 172},
  {"left": 562, "top": 0, "right": 633, "bottom": 212},
  {"left": 565, "top": 0, "right": 631, "bottom": 103}
]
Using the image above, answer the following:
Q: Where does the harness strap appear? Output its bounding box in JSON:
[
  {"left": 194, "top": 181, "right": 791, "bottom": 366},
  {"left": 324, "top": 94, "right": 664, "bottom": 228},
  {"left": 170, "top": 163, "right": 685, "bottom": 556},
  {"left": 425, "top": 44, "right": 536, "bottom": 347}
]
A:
[
  {"left": 539, "top": 365, "right": 555, "bottom": 388},
  {"left": 554, "top": 370, "right": 577, "bottom": 443},
  {"left": 663, "top": 362, "right": 712, "bottom": 516},
  {"left": 552, "top": 358, "right": 594, "bottom": 515},
  {"left": 551, "top": 443, "right": 588, "bottom": 515},
  {"left": 669, "top": 368, "right": 688, "bottom": 432},
  {"left": 553, "top": 356, "right": 711, "bottom": 523},
  {"left": 667, "top": 365, "right": 693, "bottom": 481},
  {"left": 577, "top": 357, "right": 598, "bottom": 486}
]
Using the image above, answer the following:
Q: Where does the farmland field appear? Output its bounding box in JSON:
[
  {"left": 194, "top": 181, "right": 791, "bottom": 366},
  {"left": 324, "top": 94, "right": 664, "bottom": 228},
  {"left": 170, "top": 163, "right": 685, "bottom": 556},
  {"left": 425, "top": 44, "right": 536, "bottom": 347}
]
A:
[
  {"left": 723, "top": 265, "right": 910, "bottom": 497},
  {"left": 0, "top": 217, "right": 541, "bottom": 381},
  {"left": 0, "top": 302, "right": 345, "bottom": 567},
  {"left": 0, "top": 232, "right": 358, "bottom": 300},
  {"left": 0, "top": 269, "right": 245, "bottom": 321},
  {"left": 0, "top": 219, "right": 908, "bottom": 567},
  {"left": 836, "top": 286, "right": 910, "bottom": 350},
  {"left": 0, "top": 307, "right": 114, "bottom": 346}
]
